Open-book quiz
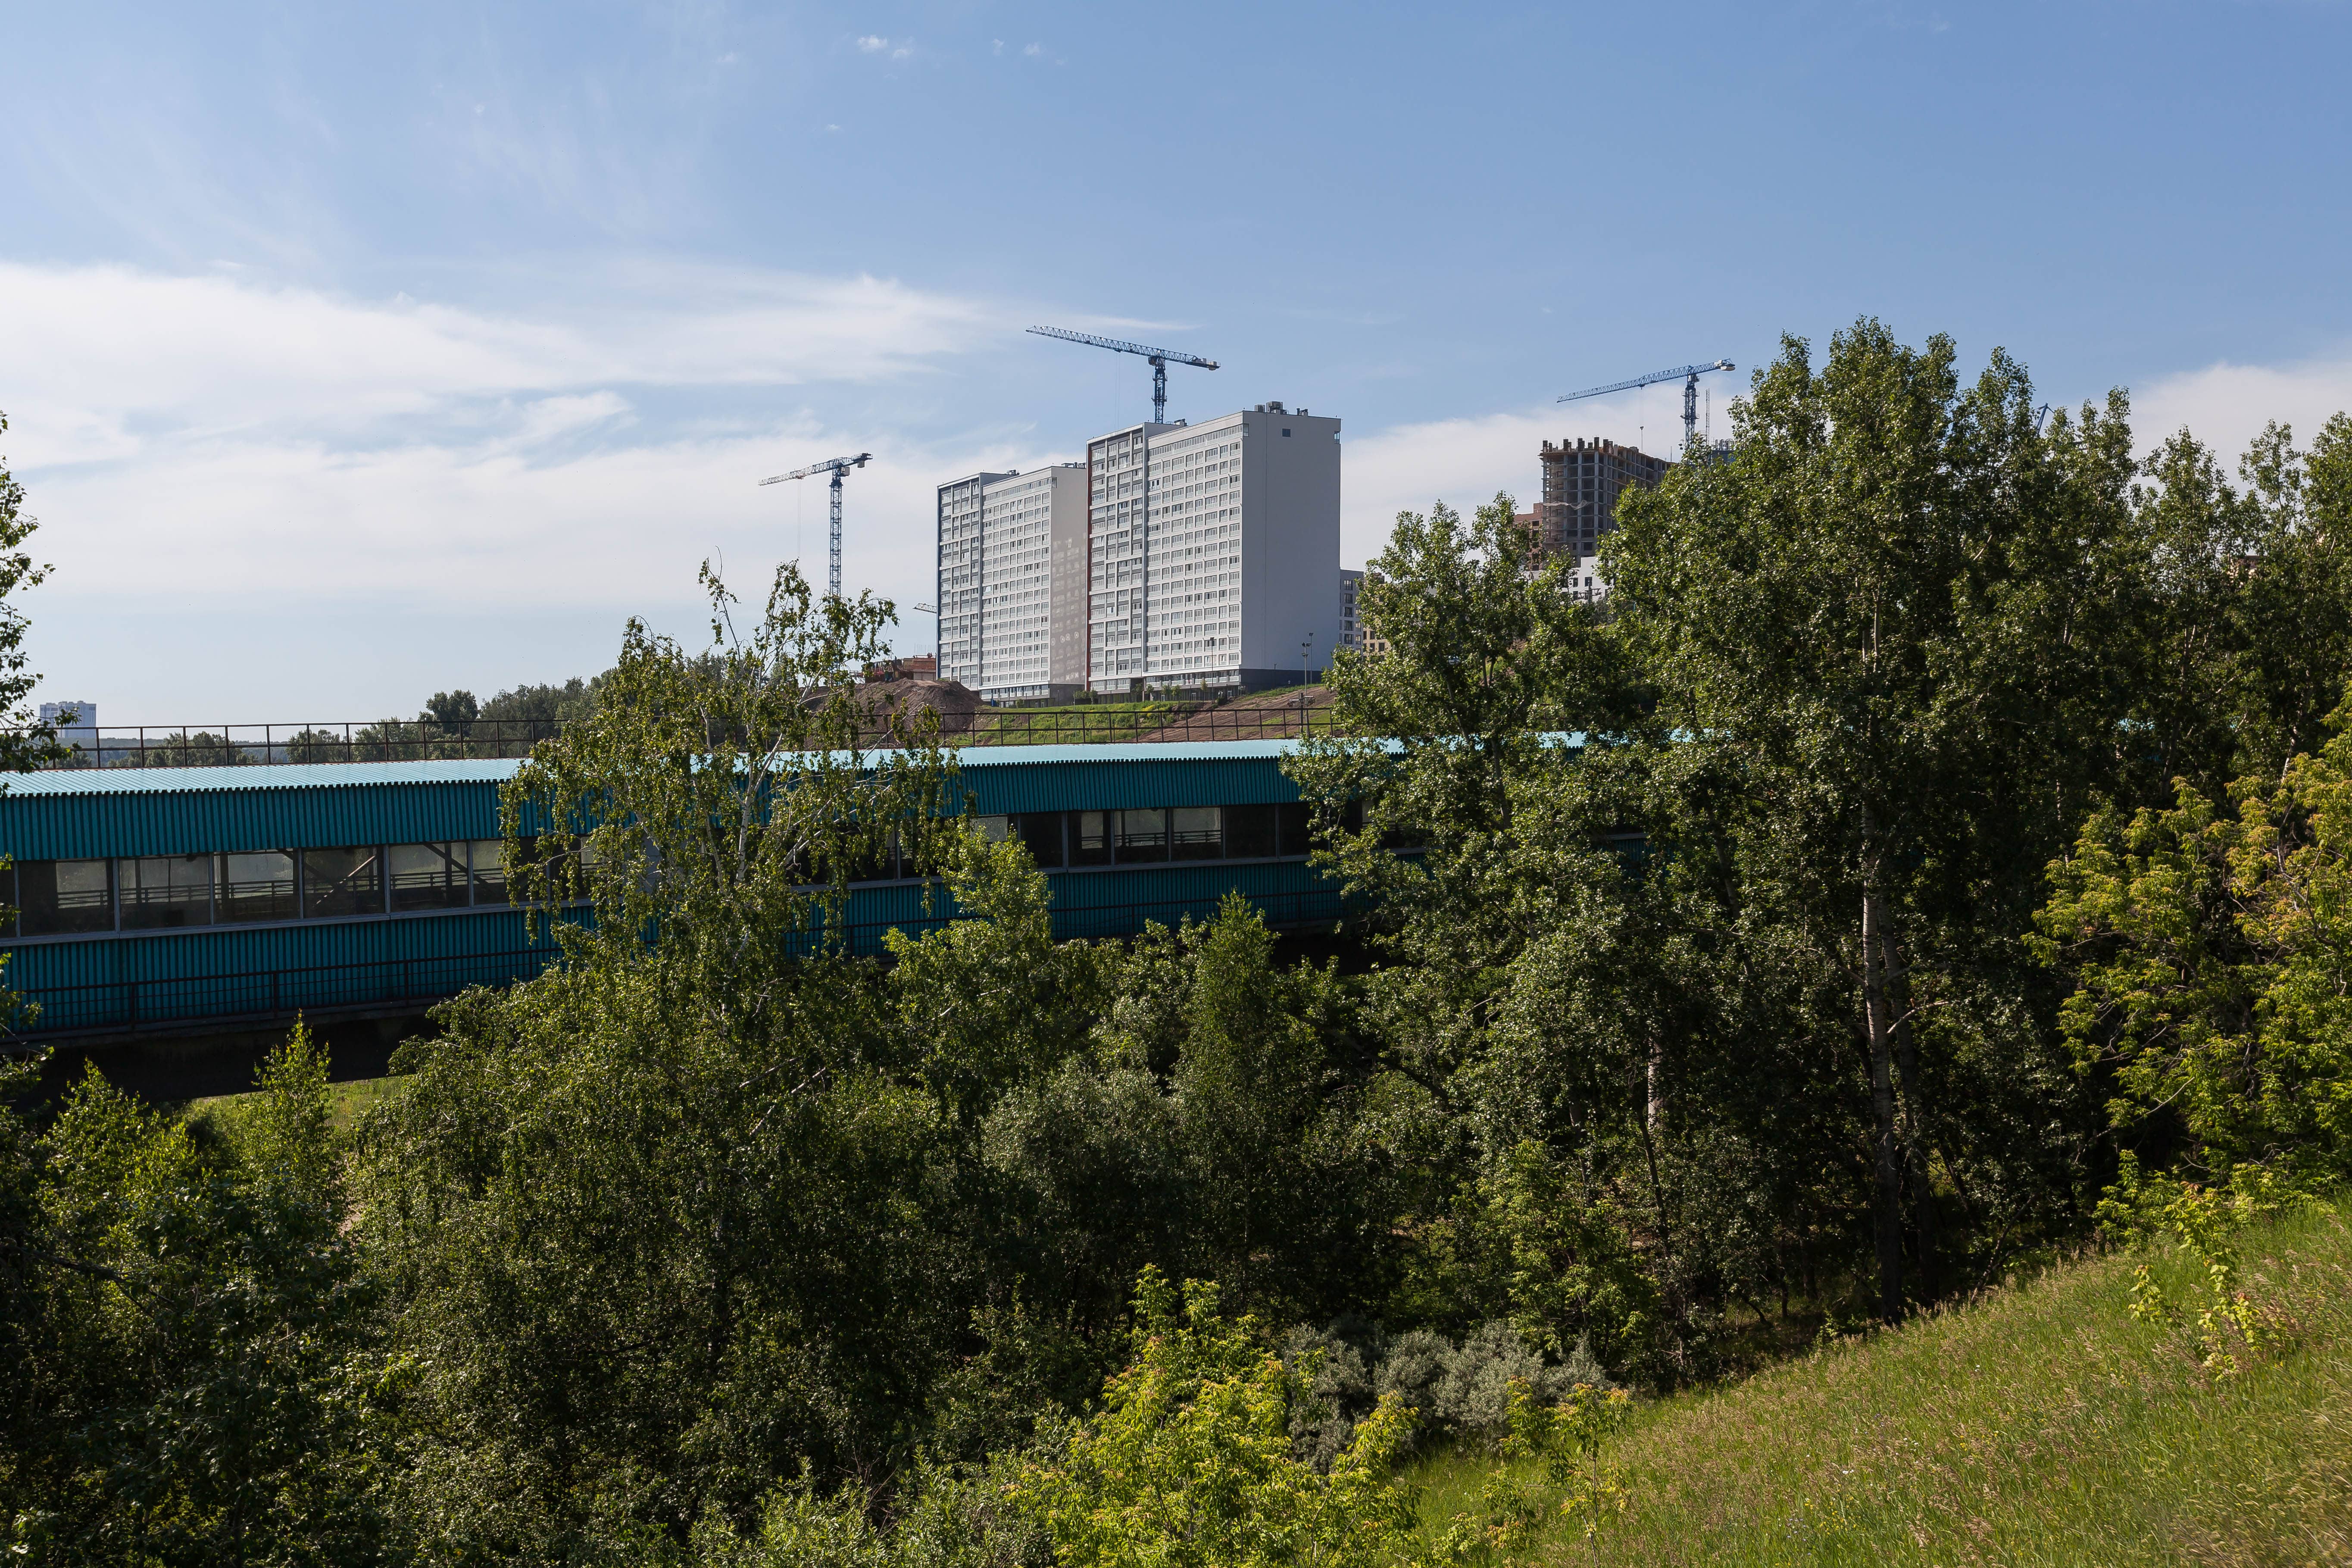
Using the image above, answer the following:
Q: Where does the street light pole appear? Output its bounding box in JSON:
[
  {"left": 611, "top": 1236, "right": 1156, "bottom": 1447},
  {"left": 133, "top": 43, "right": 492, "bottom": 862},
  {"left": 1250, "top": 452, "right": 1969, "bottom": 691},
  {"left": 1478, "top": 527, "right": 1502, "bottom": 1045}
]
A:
[{"left": 1299, "top": 634, "right": 1315, "bottom": 736}]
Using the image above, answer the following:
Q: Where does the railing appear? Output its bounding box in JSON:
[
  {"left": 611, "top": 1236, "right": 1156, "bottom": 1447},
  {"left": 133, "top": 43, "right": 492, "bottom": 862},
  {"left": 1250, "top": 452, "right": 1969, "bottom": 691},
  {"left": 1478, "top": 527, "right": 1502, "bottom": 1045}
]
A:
[
  {"left": 15, "top": 697, "right": 1346, "bottom": 770},
  {"left": 24, "top": 720, "right": 563, "bottom": 770},
  {"left": 8, "top": 946, "right": 562, "bottom": 1039},
  {"left": 3, "top": 887, "right": 1348, "bottom": 1040}
]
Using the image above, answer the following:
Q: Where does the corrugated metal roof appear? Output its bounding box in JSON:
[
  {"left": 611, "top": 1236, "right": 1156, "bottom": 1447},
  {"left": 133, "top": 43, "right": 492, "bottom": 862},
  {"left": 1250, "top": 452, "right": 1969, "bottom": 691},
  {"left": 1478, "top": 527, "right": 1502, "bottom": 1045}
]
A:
[
  {"left": 0, "top": 744, "right": 1302, "bottom": 797},
  {"left": 0, "top": 743, "right": 1320, "bottom": 860},
  {"left": 952, "top": 740, "right": 1303, "bottom": 768},
  {"left": 0, "top": 759, "right": 522, "bottom": 796}
]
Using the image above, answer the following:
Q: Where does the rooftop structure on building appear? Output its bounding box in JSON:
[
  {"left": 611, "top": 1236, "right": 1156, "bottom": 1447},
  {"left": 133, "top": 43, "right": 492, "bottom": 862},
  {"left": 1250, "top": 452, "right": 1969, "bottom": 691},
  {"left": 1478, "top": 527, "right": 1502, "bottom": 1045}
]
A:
[{"left": 1086, "top": 401, "right": 1341, "bottom": 694}]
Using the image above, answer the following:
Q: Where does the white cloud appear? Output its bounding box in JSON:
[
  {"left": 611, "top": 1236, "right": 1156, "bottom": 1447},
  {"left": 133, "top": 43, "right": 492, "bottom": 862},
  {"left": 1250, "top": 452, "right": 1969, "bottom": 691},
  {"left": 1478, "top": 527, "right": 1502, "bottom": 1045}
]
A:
[
  {"left": 855, "top": 34, "right": 889, "bottom": 51},
  {"left": 855, "top": 34, "right": 912, "bottom": 58},
  {"left": 2131, "top": 350, "right": 2352, "bottom": 469},
  {"left": 0, "top": 259, "right": 1031, "bottom": 622},
  {"left": 0, "top": 259, "right": 1000, "bottom": 465},
  {"left": 24, "top": 422, "right": 1048, "bottom": 613},
  {"left": 1024, "top": 42, "right": 1042, "bottom": 56},
  {"left": 1342, "top": 394, "right": 1687, "bottom": 568}
]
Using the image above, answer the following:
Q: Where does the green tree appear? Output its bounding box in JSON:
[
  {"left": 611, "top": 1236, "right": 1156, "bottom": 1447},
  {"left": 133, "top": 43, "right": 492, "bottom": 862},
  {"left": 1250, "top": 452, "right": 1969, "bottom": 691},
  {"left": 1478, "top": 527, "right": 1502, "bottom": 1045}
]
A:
[
  {"left": 1608, "top": 321, "right": 2146, "bottom": 1320},
  {"left": 354, "top": 563, "right": 975, "bottom": 1558},
  {"left": 2037, "top": 704, "right": 2352, "bottom": 1184},
  {"left": 0, "top": 1037, "right": 383, "bottom": 1566},
  {"left": 0, "top": 410, "right": 68, "bottom": 772},
  {"left": 424, "top": 688, "right": 479, "bottom": 736},
  {"left": 1012, "top": 1268, "right": 1421, "bottom": 1568}
]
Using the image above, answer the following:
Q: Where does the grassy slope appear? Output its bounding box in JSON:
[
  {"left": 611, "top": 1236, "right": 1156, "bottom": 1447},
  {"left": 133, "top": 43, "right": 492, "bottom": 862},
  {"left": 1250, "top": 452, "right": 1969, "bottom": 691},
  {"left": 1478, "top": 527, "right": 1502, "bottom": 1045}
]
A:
[
  {"left": 189, "top": 1073, "right": 409, "bottom": 1136},
  {"left": 1408, "top": 1202, "right": 2352, "bottom": 1567}
]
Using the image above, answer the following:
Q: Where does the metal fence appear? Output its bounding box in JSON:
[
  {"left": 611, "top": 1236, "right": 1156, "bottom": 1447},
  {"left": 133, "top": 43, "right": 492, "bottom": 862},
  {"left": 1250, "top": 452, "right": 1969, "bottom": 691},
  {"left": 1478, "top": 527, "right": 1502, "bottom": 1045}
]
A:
[
  {"left": 9, "top": 946, "right": 562, "bottom": 1039},
  {"left": 3, "top": 886, "right": 1348, "bottom": 1041},
  {"left": 14, "top": 700, "right": 1346, "bottom": 770}
]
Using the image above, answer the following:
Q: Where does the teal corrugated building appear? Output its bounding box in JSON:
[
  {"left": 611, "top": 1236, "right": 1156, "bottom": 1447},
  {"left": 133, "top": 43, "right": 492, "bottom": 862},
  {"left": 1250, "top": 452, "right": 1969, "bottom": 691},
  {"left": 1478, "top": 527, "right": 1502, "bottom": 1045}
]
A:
[{"left": 0, "top": 742, "right": 1344, "bottom": 1040}]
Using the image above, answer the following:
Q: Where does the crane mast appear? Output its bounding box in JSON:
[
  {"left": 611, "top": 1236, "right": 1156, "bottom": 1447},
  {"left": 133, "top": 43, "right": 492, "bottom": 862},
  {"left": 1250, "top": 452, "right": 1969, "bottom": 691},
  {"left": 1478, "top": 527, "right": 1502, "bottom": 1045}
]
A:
[
  {"left": 1558, "top": 359, "right": 1736, "bottom": 448},
  {"left": 1028, "top": 325, "right": 1219, "bottom": 424},
  {"left": 758, "top": 452, "right": 872, "bottom": 599}
]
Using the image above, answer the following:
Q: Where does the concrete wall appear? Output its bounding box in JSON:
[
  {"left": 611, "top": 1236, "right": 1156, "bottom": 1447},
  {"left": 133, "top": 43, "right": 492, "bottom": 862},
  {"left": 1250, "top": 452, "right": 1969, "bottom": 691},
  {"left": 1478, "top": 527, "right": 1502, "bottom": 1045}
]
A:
[
  {"left": 1238, "top": 405, "right": 1343, "bottom": 682},
  {"left": 1048, "top": 466, "right": 1091, "bottom": 695}
]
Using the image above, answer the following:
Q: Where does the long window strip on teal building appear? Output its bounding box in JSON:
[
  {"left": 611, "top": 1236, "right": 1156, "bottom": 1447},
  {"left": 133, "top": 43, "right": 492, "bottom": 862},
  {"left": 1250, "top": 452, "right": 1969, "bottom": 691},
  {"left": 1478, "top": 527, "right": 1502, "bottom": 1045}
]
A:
[
  {"left": 3, "top": 803, "right": 1353, "bottom": 942},
  {"left": 7, "top": 838, "right": 525, "bottom": 938}
]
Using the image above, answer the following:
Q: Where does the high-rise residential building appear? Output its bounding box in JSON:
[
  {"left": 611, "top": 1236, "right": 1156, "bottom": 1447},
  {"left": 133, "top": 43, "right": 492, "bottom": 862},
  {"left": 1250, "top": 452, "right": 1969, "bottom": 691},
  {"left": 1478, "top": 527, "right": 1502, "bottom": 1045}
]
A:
[
  {"left": 934, "top": 465, "right": 1090, "bottom": 702},
  {"left": 1085, "top": 401, "right": 1341, "bottom": 693},
  {"left": 39, "top": 700, "right": 97, "bottom": 754},
  {"left": 1535, "top": 438, "right": 1669, "bottom": 560},
  {"left": 1339, "top": 568, "right": 1365, "bottom": 653}
]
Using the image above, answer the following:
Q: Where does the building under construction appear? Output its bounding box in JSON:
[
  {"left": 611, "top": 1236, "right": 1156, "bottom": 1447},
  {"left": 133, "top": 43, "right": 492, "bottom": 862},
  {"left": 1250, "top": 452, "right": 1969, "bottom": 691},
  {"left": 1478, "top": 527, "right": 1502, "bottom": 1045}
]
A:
[{"left": 1535, "top": 438, "right": 1670, "bottom": 561}]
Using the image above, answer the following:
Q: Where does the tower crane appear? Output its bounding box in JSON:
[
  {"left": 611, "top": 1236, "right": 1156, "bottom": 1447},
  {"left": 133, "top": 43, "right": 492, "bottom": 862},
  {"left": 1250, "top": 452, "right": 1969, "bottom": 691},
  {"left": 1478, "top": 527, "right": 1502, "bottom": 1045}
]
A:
[
  {"left": 1028, "top": 325, "right": 1218, "bottom": 425},
  {"left": 759, "top": 452, "right": 871, "bottom": 599},
  {"left": 1558, "top": 359, "right": 1736, "bottom": 449}
]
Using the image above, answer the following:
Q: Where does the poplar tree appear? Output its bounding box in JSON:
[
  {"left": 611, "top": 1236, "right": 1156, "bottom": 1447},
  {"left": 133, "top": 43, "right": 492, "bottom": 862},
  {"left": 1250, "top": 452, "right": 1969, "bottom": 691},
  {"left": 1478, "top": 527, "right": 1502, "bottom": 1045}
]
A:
[
  {"left": 1609, "top": 321, "right": 2142, "bottom": 1320},
  {"left": 0, "top": 410, "right": 66, "bottom": 772}
]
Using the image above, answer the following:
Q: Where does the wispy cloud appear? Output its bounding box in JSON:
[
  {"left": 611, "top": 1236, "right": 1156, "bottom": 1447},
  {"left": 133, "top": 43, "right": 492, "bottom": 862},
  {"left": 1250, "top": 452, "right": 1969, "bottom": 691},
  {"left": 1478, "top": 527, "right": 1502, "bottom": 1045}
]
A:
[
  {"left": 0, "top": 259, "right": 1001, "bottom": 462},
  {"left": 855, "top": 34, "right": 912, "bottom": 58},
  {"left": 2132, "top": 349, "right": 2352, "bottom": 470},
  {"left": 1342, "top": 395, "right": 1699, "bottom": 567},
  {"left": 0, "top": 259, "right": 1023, "bottom": 615}
]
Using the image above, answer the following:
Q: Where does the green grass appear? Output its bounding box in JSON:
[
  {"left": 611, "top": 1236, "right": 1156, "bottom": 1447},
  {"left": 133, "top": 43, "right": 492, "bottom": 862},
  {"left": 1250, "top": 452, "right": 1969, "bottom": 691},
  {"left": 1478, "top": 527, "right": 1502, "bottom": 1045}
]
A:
[
  {"left": 189, "top": 1072, "right": 410, "bottom": 1137},
  {"left": 1406, "top": 1201, "right": 2352, "bottom": 1566}
]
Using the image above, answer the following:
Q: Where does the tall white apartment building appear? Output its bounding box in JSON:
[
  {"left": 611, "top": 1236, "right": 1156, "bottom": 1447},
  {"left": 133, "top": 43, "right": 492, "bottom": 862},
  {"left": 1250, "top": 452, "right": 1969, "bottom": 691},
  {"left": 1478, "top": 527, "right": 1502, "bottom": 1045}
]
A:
[
  {"left": 38, "top": 700, "right": 98, "bottom": 756},
  {"left": 1339, "top": 569, "right": 1365, "bottom": 653},
  {"left": 934, "top": 464, "right": 1090, "bottom": 702},
  {"left": 1085, "top": 401, "right": 1341, "bottom": 693}
]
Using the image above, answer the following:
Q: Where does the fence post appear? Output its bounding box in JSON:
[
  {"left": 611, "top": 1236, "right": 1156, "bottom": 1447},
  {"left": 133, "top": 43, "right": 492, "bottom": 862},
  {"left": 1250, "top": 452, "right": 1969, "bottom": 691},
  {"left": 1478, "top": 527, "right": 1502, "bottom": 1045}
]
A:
[
  {"left": 126, "top": 981, "right": 138, "bottom": 1032},
  {"left": 271, "top": 969, "right": 281, "bottom": 1015}
]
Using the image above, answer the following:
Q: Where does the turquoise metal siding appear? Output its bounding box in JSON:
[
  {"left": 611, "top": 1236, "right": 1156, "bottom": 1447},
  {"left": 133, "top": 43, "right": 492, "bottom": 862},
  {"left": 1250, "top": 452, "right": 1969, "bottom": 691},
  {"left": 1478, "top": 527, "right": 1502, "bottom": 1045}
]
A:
[
  {"left": 0, "top": 771, "right": 511, "bottom": 859},
  {"left": 0, "top": 747, "right": 1307, "bottom": 858},
  {"left": 0, "top": 743, "right": 1338, "bottom": 1035},
  {"left": 1, "top": 909, "right": 532, "bottom": 991},
  {"left": 956, "top": 755, "right": 1302, "bottom": 815},
  {"left": 830, "top": 858, "right": 1340, "bottom": 952}
]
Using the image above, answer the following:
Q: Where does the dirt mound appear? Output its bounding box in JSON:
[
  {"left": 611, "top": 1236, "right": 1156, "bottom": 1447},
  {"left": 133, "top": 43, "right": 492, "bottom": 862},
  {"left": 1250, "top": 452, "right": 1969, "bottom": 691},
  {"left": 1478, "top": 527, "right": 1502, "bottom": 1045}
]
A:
[{"left": 852, "top": 678, "right": 981, "bottom": 742}]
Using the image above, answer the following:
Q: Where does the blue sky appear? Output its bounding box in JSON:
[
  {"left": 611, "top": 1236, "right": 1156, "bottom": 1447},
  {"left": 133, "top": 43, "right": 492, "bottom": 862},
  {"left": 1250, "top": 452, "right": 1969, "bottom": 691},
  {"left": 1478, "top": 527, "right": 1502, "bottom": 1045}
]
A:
[{"left": 4, "top": 0, "right": 2349, "bottom": 721}]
